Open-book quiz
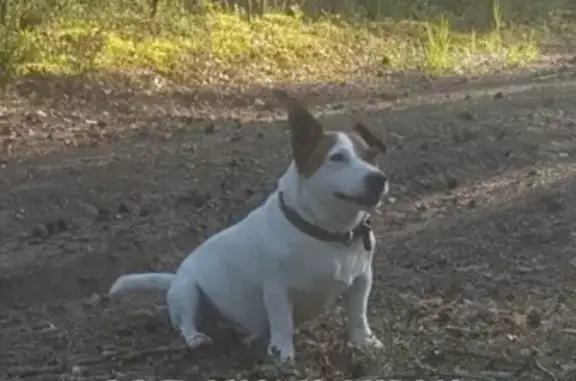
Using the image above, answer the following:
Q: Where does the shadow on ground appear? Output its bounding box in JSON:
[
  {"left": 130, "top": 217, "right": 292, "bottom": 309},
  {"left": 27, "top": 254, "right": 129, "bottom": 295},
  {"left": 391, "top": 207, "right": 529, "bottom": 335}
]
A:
[{"left": 7, "top": 63, "right": 576, "bottom": 121}]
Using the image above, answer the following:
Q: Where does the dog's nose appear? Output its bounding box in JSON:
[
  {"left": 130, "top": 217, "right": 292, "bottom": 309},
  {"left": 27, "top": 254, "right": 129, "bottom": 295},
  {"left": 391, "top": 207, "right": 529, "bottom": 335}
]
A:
[{"left": 364, "top": 172, "right": 387, "bottom": 194}]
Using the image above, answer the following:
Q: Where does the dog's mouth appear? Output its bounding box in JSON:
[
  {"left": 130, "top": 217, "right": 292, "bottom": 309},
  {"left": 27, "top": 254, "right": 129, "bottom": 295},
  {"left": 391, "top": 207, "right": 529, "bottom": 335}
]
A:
[
  {"left": 334, "top": 180, "right": 389, "bottom": 208},
  {"left": 334, "top": 190, "right": 386, "bottom": 208}
]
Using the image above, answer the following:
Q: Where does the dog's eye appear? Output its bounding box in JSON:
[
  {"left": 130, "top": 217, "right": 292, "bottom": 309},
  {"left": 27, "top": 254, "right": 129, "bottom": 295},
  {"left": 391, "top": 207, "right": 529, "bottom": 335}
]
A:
[{"left": 329, "top": 152, "right": 347, "bottom": 162}]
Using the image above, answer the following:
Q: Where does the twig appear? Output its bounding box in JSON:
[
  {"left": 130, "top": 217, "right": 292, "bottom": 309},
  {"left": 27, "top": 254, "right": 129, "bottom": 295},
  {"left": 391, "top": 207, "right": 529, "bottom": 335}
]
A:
[
  {"left": 417, "top": 294, "right": 462, "bottom": 324},
  {"left": 6, "top": 345, "right": 187, "bottom": 378},
  {"left": 513, "top": 350, "right": 537, "bottom": 378},
  {"left": 6, "top": 364, "right": 64, "bottom": 378},
  {"left": 534, "top": 359, "right": 558, "bottom": 381},
  {"left": 561, "top": 328, "right": 576, "bottom": 335},
  {"left": 444, "top": 347, "right": 522, "bottom": 366},
  {"left": 510, "top": 347, "right": 558, "bottom": 381},
  {"left": 78, "top": 344, "right": 187, "bottom": 366},
  {"left": 412, "top": 356, "right": 512, "bottom": 381},
  {"left": 354, "top": 374, "right": 442, "bottom": 381}
]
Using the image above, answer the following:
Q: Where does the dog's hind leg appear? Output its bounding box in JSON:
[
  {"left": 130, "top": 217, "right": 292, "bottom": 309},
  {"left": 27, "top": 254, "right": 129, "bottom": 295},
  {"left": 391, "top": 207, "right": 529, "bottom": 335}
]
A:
[{"left": 167, "top": 279, "right": 213, "bottom": 350}]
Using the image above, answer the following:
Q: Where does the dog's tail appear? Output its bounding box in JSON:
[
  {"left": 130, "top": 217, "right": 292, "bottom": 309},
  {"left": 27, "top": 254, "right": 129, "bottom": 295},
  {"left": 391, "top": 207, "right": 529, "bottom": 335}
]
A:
[{"left": 109, "top": 273, "right": 176, "bottom": 296}]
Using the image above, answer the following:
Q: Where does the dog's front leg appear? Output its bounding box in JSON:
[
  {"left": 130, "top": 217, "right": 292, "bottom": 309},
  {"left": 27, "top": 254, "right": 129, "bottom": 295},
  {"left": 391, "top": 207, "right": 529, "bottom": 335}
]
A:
[
  {"left": 262, "top": 280, "right": 295, "bottom": 363},
  {"left": 343, "top": 267, "right": 384, "bottom": 350}
]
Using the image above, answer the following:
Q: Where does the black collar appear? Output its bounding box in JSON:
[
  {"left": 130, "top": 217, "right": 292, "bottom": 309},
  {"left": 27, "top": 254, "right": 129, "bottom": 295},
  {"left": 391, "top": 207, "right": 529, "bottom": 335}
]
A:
[{"left": 278, "top": 192, "right": 374, "bottom": 251}]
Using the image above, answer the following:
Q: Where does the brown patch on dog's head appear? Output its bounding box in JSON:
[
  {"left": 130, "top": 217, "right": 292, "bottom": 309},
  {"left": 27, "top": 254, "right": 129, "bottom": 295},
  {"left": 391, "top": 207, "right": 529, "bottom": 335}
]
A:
[
  {"left": 353, "top": 123, "right": 387, "bottom": 154},
  {"left": 273, "top": 89, "right": 337, "bottom": 177},
  {"left": 347, "top": 132, "right": 378, "bottom": 165},
  {"left": 350, "top": 123, "right": 387, "bottom": 164},
  {"left": 273, "top": 90, "right": 387, "bottom": 178},
  {"left": 298, "top": 132, "right": 341, "bottom": 177}
]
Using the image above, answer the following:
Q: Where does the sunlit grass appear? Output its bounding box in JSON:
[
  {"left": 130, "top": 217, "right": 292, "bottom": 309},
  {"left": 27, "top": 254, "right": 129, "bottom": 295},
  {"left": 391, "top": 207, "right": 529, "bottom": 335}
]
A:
[{"left": 0, "top": 0, "right": 554, "bottom": 86}]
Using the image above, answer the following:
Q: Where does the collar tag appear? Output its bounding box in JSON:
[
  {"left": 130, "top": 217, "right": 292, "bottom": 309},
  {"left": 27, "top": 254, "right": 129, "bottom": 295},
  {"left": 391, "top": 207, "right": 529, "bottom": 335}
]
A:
[
  {"left": 357, "top": 218, "right": 373, "bottom": 251},
  {"left": 362, "top": 232, "right": 373, "bottom": 251},
  {"left": 344, "top": 231, "right": 354, "bottom": 244}
]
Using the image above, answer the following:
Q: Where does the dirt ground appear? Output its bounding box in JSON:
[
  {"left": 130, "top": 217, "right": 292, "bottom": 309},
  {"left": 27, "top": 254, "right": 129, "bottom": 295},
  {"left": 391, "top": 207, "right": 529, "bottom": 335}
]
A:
[{"left": 3, "top": 59, "right": 576, "bottom": 381}]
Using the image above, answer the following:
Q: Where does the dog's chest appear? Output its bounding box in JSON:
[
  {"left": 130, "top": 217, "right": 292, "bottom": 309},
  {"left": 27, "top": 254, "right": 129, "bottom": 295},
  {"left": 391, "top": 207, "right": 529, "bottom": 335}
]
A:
[{"left": 283, "top": 241, "right": 371, "bottom": 323}]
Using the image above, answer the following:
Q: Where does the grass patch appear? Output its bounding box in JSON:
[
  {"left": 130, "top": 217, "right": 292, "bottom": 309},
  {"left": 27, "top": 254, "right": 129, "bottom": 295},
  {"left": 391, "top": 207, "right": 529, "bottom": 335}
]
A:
[{"left": 0, "top": 0, "right": 568, "bottom": 86}]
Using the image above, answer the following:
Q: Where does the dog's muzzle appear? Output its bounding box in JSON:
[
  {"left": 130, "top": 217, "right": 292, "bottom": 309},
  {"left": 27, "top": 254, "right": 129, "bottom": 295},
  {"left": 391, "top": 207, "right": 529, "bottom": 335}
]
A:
[
  {"left": 334, "top": 171, "right": 388, "bottom": 208},
  {"left": 363, "top": 171, "right": 388, "bottom": 204}
]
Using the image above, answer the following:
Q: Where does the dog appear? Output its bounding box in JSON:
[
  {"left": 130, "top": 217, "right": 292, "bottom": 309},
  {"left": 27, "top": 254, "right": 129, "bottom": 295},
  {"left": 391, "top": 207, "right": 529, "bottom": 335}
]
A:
[{"left": 108, "top": 89, "right": 389, "bottom": 363}]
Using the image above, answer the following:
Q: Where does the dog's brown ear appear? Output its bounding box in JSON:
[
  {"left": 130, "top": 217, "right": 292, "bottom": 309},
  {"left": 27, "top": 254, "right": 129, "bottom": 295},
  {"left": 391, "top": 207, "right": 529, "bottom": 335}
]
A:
[
  {"left": 353, "top": 123, "right": 387, "bottom": 154},
  {"left": 273, "top": 89, "right": 326, "bottom": 173}
]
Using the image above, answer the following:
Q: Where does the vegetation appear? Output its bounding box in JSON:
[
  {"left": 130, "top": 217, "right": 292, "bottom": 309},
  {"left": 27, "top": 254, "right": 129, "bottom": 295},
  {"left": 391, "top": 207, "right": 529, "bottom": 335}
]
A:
[{"left": 0, "top": 0, "right": 572, "bottom": 86}]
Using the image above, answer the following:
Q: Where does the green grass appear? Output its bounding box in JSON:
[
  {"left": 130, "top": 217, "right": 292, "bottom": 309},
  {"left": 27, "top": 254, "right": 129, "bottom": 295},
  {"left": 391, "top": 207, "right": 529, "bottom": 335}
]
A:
[{"left": 0, "top": 0, "right": 570, "bottom": 86}]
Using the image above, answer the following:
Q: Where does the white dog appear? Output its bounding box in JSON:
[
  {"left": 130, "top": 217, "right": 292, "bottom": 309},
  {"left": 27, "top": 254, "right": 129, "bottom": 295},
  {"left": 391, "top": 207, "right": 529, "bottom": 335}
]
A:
[{"left": 108, "top": 90, "right": 389, "bottom": 363}]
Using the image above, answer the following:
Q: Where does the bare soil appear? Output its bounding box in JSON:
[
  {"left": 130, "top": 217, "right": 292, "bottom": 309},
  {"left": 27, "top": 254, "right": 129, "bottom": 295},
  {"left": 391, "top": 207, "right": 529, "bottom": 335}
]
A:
[{"left": 3, "top": 60, "right": 576, "bottom": 381}]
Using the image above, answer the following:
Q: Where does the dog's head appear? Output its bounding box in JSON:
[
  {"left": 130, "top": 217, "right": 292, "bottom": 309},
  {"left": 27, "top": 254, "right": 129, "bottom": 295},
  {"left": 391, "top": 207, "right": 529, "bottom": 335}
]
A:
[{"left": 274, "top": 89, "right": 388, "bottom": 211}]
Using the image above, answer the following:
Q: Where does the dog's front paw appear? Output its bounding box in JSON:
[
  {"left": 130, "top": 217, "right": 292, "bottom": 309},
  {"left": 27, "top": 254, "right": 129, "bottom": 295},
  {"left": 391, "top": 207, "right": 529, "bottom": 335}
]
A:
[
  {"left": 267, "top": 343, "right": 295, "bottom": 364},
  {"left": 349, "top": 332, "right": 384, "bottom": 351},
  {"left": 184, "top": 332, "right": 213, "bottom": 350}
]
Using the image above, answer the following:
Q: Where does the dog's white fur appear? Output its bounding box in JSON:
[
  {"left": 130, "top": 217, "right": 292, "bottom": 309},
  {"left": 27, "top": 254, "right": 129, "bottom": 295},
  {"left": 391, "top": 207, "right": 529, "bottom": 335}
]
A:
[{"left": 109, "top": 93, "right": 387, "bottom": 363}]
